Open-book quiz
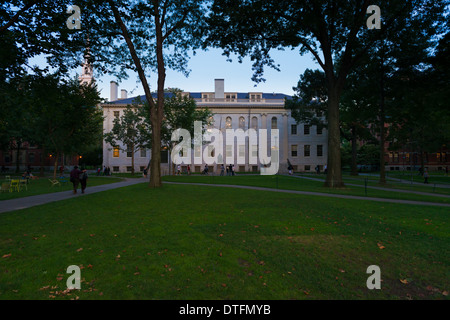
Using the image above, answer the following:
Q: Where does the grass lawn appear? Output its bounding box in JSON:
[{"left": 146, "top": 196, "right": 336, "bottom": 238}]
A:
[
  {"left": 0, "top": 182, "right": 448, "bottom": 300},
  {"left": 0, "top": 176, "right": 123, "bottom": 201},
  {"left": 162, "top": 174, "right": 450, "bottom": 204}
]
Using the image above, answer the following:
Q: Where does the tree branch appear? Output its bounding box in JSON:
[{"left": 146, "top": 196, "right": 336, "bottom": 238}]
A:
[{"left": 0, "top": 0, "right": 37, "bottom": 33}]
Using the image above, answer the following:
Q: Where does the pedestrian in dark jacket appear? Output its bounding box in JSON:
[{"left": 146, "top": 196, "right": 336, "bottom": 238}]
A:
[{"left": 70, "top": 166, "right": 82, "bottom": 194}]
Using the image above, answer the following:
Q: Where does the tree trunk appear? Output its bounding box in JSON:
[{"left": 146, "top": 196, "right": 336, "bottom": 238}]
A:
[
  {"left": 53, "top": 152, "right": 59, "bottom": 180},
  {"left": 148, "top": 9, "right": 166, "bottom": 188},
  {"left": 350, "top": 125, "right": 358, "bottom": 176},
  {"left": 131, "top": 144, "right": 135, "bottom": 175},
  {"left": 108, "top": 0, "right": 162, "bottom": 187},
  {"left": 324, "top": 89, "right": 344, "bottom": 188},
  {"left": 15, "top": 140, "right": 22, "bottom": 173},
  {"left": 378, "top": 47, "right": 386, "bottom": 185},
  {"left": 149, "top": 123, "right": 162, "bottom": 188}
]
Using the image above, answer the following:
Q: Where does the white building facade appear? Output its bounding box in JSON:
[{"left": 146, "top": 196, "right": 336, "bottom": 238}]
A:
[{"left": 101, "top": 79, "right": 328, "bottom": 175}]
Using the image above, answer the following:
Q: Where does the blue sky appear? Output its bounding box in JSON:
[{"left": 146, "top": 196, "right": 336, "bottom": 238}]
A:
[
  {"left": 88, "top": 48, "right": 320, "bottom": 101},
  {"left": 31, "top": 46, "right": 320, "bottom": 101}
]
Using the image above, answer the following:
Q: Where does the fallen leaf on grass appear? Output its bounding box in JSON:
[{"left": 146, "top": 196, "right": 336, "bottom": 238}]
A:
[
  {"left": 76, "top": 248, "right": 83, "bottom": 252},
  {"left": 2, "top": 254, "right": 11, "bottom": 258},
  {"left": 400, "top": 279, "right": 409, "bottom": 284}
]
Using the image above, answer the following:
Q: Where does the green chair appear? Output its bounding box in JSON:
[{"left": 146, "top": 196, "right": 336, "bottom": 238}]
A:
[{"left": 10, "top": 179, "right": 20, "bottom": 192}]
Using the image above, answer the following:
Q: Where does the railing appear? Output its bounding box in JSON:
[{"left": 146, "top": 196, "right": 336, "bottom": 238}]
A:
[{"left": 197, "top": 98, "right": 285, "bottom": 104}]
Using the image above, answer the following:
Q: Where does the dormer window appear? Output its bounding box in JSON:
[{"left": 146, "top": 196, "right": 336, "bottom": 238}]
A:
[{"left": 249, "top": 93, "right": 262, "bottom": 102}]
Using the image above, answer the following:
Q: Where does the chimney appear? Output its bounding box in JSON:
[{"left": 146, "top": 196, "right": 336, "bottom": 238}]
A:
[
  {"left": 110, "top": 81, "right": 118, "bottom": 101},
  {"left": 120, "top": 89, "right": 127, "bottom": 100},
  {"left": 214, "top": 79, "right": 224, "bottom": 100}
]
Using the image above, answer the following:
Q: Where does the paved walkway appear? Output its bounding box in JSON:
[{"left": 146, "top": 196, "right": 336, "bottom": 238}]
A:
[
  {"left": 164, "top": 181, "right": 450, "bottom": 207},
  {"left": 290, "top": 174, "right": 450, "bottom": 198},
  {"left": 1, "top": 176, "right": 449, "bottom": 214},
  {"left": 0, "top": 178, "right": 147, "bottom": 214}
]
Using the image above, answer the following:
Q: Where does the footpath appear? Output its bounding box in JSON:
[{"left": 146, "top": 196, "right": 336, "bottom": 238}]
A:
[
  {"left": 0, "top": 178, "right": 147, "bottom": 214},
  {"left": 1, "top": 176, "right": 449, "bottom": 214},
  {"left": 164, "top": 181, "right": 450, "bottom": 208}
]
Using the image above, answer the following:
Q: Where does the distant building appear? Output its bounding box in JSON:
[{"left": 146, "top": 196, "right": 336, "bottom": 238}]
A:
[{"left": 100, "top": 79, "right": 329, "bottom": 174}]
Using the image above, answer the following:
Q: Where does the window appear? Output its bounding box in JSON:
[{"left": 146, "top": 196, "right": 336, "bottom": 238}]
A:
[
  {"left": 305, "top": 165, "right": 311, "bottom": 171},
  {"left": 291, "top": 124, "right": 297, "bottom": 135},
  {"left": 140, "top": 149, "right": 146, "bottom": 158},
  {"left": 127, "top": 166, "right": 132, "bottom": 172},
  {"left": 239, "top": 116, "right": 245, "bottom": 129},
  {"left": 140, "top": 166, "right": 145, "bottom": 172},
  {"left": 28, "top": 153, "right": 35, "bottom": 163},
  {"left": 252, "top": 117, "right": 258, "bottom": 129},
  {"left": 113, "top": 147, "right": 120, "bottom": 158},
  {"left": 226, "top": 116, "right": 232, "bottom": 129},
  {"left": 394, "top": 152, "right": 399, "bottom": 163},
  {"left": 250, "top": 94, "right": 261, "bottom": 102},
  {"left": 304, "top": 125, "right": 310, "bottom": 135},
  {"left": 226, "top": 145, "right": 232, "bottom": 158},
  {"left": 126, "top": 145, "right": 132, "bottom": 158},
  {"left": 251, "top": 145, "right": 258, "bottom": 158},
  {"left": 113, "top": 166, "right": 119, "bottom": 172},
  {"left": 304, "top": 145, "right": 310, "bottom": 157},
  {"left": 225, "top": 94, "right": 236, "bottom": 101},
  {"left": 317, "top": 126, "right": 323, "bottom": 135},
  {"left": 194, "top": 146, "right": 201, "bottom": 158},
  {"left": 291, "top": 145, "right": 298, "bottom": 157},
  {"left": 271, "top": 117, "right": 277, "bottom": 129},
  {"left": 4, "top": 154, "right": 11, "bottom": 163},
  {"left": 113, "top": 111, "right": 120, "bottom": 118},
  {"left": 317, "top": 145, "right": 323, "bottom": 157},
  {"left": 238, "top": 145, "right": 245, "bottom": 157}
]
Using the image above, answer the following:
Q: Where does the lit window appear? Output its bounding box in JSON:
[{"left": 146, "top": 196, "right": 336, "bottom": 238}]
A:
[
  {"left": 239, "top": 117, "right": 245, "bottom": 129},
  {"left": 113, "top": 147, "right": 120, "bottom": 158},
  {"left": 226, "top": 116, "right": 232, "bottom": 129},
  {"left": 291, "top": 145, "right": 298, "bottom": 157}
]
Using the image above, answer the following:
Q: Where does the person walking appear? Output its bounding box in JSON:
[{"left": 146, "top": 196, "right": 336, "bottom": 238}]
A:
[
  {"left": 232, "top": 164, "right": 235, "bottom": 176},
  {"left": 424, "top": 169, "right": 429, "bottom": 184},
  {"left": 187, "top": 164, "right": 191, "bottom": 175},
  {"left": 70, "top": 166, "right": 82, "bottom": 194},
  {"left": 79, "top": 168, "right": 88, "bottom": 194},
  {"left": 220, "top": 164, "right": 225, "bottom": 176}
]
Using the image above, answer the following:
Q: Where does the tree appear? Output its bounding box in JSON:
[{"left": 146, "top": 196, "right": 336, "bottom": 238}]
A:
[
  {"left": 27, "top": 73, "right": 103, "bottom": 179},
  {"left": 157, "top": 89, "right": 212, "bottom": 174},
  {"left": 104, "top": 102, "right": 150, "bottom": 175},
  {"left": 206, "top": 0, "right": 448, "bottom": 188},
  {"left": 70, "top": 0, "right": 208, "bottom": 188}
]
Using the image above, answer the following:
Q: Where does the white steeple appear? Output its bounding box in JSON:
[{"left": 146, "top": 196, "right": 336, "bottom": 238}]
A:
[{"left": 79, "top": 54, "right": 94, "bottom": 85}]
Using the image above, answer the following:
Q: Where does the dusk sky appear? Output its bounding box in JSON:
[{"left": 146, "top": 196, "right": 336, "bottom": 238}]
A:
[{"left": 77, "top": 47, "right": 319, "bottom": 100}]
